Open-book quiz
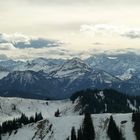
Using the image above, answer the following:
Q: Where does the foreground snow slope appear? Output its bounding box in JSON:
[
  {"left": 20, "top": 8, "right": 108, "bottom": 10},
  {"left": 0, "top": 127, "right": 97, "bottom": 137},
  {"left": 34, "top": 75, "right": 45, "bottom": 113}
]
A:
[
  {"left": 0, "top": 97, "right": 136, "bottom": 140},
  {"left": 2, "top": 114, "right": 135, "bottom": 140},
  {"left": 0, "top": 97, "right": 73, "bottom": 123}
]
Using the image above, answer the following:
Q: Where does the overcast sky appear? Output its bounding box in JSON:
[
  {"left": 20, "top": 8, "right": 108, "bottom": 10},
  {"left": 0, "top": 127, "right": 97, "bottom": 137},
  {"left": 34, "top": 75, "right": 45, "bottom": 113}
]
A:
[{"left": 0, "top": 0, "right": 140, "bottom": 60}]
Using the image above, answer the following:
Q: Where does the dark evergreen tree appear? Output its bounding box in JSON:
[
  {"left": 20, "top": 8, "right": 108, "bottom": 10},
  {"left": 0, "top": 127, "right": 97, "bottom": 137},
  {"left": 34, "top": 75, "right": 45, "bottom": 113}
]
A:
[
  {"left": 37, "top": 112, "right": 43, "bottom": 121},
  {"left": 132, "top": 112, "right": 140, "bottom": 140},
  {"left": 54, "top": 109, "right": 60, "bottom": 117},
  {"left": 0, "top": 125, "right": 1, "bottom": 134},
  {"left": 82, "top": 112, "right": 95, "bottom": 140},
  {"left": 66, "top": 137, "right": 69, "bottom": 140},
  {"left": 77, "top": 127, "right": 83, "bottom": 140},
  {"left": 12, "top": 104, "right": 16, "bottom": 111},
  {"left": 35, "top": 112, "right": 38, "bottom": 122},
  {"left": 71, "top": 127, "right": 77, "bottom": 140},
  {"left": 35, "top": 112, "right": 43, "bottom": 122},
  {"left": 29, "top": 116, "right": 35, "bottom": 123},
  {"left": 107, "top": 116, "right": 124, "bottom": 140},
  {"left": 20, "top": 113, "right": 29, "bottom": 125}
]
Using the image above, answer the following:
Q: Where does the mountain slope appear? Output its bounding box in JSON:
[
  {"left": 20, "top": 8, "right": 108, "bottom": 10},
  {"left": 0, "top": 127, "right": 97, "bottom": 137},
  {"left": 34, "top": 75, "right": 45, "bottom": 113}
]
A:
[
  {"left": 85, "top": 52, "right": 140, "bottom": 77},
  {"left": 0, "top": 71, "right": 49, "bottom": 99},
  {"left": 0, "top": 58, "right": 121, "bottom": 99},
  {"left": 0, "top": 67, "right": 9, "bottom": 79},
  {"left": 1, "top": 113, "right": 136, "bottom": 140},
  {"left": 0, "top": 96, "right": 73, "bottom": 123},
  {"left": 0, "top": 96, "right": 136, "bottom": 140}
]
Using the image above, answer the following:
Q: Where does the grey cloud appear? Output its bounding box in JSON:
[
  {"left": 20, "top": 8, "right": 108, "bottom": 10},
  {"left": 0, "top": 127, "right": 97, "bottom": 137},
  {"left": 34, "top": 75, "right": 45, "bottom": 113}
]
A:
[
  {"left": 80, "top": 24, "right": 140, "bottom": 39},
  {"left": 121, "top": 30, "right": 140, "bottom": 39},
  {"left": 0, "top": 33, "right": 63, "bottom": 49},
  {"left": 93, "top": 42, "right": 105, "bottom": 45},
  {"left": 14, "top": 38, "right": 63, "bottom": 49}
]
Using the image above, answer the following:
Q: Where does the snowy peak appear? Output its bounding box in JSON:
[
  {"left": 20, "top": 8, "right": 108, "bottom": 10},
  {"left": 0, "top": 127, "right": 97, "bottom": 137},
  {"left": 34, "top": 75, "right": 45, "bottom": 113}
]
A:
[
  {"left": 50, "top": 58, "right": 92, "bottom": 78},
  {"left": 116, "top": 68, "right": 135, "bottom": 81},
  {"left": 91, "top": 70, "right": 120, "bottom": 84},
  {"left": 20, "top": 57, "right": 65, "bottom": 72},
  {"left": 23, "top": 58, "right": 51, "bottom": 72},
  {"left": 62, "top": 58, "right": 91, "bottom": 71},
  {"left": 31, "top": 57, "right": 64, "bottom": 66},
  {"left": 27, "top": 57, "right": 51, "bottom": 68},
  {"left": 3, "top": 71, "right": 43, "bottom": 86},
  {"left": 0, "top": 59, "right": 25, "bottom": 72}
]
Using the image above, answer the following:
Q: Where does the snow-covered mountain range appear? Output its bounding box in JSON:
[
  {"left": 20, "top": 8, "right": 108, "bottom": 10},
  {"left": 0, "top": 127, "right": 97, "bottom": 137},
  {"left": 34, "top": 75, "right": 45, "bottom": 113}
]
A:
[
  {"left": 0, "top": 52, "right": 140, "bottom": 99},
  {"left": 0, "top": 58, "right": 121, "bottom": 99}
]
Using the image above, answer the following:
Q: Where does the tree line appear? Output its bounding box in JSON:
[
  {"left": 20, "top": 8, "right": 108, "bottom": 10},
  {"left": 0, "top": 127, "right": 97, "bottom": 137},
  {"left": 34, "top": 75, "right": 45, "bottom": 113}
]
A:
[
  {"left": 70, "top": 89, "right": 140, "bottom": 114},
  {"left": 66, "top": 113, "right": 125, "bottom": 140},
  {"left": 0, "top": 112, "right": 43, "bottom": 139}
]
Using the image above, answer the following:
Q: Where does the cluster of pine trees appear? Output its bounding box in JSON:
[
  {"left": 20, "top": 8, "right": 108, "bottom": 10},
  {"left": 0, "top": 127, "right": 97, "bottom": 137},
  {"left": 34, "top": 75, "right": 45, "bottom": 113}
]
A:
[
  {"left": 67, "top": 113, "right": 126, "bottom": 140},
  {"left": 66, "top": 112, "right": 95, "bottom": 140},
  {"left": 70, "top": 89, "right": 140, "bottom": 114},
  {"left": 132, "top": 111, "right": 140, "bottom": 140},
  {"left": 0, "top": 112, "right": 43, "bottom": 139}
]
